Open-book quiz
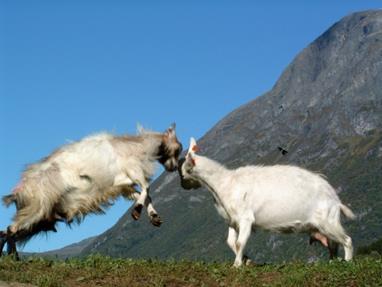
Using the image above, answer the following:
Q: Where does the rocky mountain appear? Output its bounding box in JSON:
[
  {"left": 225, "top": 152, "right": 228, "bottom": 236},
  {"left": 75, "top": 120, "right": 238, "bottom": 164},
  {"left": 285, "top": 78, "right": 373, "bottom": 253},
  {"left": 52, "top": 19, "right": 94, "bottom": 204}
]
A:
[{"left": 81, "top": 10, "right": 382, "bottom": 263}]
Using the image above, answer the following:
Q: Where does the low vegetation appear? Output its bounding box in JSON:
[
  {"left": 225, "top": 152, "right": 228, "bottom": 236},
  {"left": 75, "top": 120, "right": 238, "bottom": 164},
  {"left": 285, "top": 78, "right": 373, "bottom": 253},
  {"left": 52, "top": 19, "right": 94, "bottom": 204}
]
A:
[{"left": 0, "top": 254, "right": 381, "bottom": 287}]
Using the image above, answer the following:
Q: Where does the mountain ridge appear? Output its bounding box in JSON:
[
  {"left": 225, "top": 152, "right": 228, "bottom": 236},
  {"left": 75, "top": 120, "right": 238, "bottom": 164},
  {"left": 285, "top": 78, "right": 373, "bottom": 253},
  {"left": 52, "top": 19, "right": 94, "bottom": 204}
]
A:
[{"left": 48, "top": 10, "right": 382, "bottom": 262}]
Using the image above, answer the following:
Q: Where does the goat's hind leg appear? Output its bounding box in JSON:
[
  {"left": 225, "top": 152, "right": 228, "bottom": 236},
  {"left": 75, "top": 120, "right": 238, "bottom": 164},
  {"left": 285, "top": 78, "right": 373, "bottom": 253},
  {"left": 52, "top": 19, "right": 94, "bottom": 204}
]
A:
[
  {"left": 4, "top": 227, "right": 19, "bottom": 260},
  {"left": 315, "top": 226, "right": 353, "bottom": 260},
  {"left": 0, "top": 230, "right": 7, "bottom": 257},
  {"left": 319, "top": 209, "right": 353, "bottom": 261},
  {"left": 309, "top": 231, "right": 338, "bottom": 260},
  {"left": 6, "top": 237, "right": 19, "bottom": 260},
  {"left": 0, "top": 229, "right": 19, "bottom": 260},
  {"left": 328, "top": 239, "right": 339, "bottom": 259}
]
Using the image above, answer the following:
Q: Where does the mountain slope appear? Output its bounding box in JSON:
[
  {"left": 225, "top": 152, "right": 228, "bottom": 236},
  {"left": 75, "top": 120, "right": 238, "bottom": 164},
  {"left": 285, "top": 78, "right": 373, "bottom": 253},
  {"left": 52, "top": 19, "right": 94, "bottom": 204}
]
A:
[
  {"left": 82, "top": 10, "right": 382, "bottom": 262},
  {"left": 21, "top": 236, "right": 97, "bottom": 259}
]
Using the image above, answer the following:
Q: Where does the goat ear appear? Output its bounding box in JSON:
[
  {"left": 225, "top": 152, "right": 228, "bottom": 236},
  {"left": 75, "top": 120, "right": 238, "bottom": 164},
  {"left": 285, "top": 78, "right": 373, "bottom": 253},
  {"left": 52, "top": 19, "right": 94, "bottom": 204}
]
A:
[
  {"left": 188, "top": 137, "right": 200, "bottom": 154},
  {"left": 186, "top": 150, "right": 196, "bottom": 166},
  {"left": 165, "top": 123, "right": 176, "bottom": 138}
]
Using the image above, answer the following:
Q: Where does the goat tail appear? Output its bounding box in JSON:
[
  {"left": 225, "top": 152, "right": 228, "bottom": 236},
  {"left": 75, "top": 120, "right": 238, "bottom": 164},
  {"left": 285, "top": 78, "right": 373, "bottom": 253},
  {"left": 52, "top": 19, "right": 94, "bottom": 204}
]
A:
[
  {"left": 2, "top": 194, "right": 16, "bottom": 207},
  {"left": 340, "top": 204, "right": 356, "bottom": 220}
]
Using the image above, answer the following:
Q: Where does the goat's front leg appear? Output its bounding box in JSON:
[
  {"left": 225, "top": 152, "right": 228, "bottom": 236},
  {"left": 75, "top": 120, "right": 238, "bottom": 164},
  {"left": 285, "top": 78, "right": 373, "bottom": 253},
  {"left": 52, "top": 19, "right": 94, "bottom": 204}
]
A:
[
  {"left": 113, "top": 174, "right": 161, "bottom": 226},
  {"left": 144, "top": 195, "right": 162, "bottom": 227},
  {"left": 130, "top": 191, "right": 162, "bottom": 227},
  {"left": 233, "top": 219, "right": 252, "bottom": 268},
  {"left": 227, "top": 226, "right": 251, "bottom": 266},
  {"left": 227, "top": 226, "right": 238, "bottom": 256},
  {"left": 131, "top": 182, "right": 149, "bottom": 221}
]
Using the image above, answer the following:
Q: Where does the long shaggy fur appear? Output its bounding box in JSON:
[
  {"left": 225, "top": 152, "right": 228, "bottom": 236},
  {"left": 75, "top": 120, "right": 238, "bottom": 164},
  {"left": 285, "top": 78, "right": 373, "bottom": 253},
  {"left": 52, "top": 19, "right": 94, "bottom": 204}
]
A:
[{"left": 2, "top": 126, "right": 182, "bottom": 246}]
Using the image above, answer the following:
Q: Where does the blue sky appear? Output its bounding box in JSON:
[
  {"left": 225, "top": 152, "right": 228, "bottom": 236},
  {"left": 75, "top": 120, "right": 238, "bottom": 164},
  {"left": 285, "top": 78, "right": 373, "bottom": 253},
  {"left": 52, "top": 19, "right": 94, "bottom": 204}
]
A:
[{"left": 1, "top": 1, "right": 381, "bottom": 253}]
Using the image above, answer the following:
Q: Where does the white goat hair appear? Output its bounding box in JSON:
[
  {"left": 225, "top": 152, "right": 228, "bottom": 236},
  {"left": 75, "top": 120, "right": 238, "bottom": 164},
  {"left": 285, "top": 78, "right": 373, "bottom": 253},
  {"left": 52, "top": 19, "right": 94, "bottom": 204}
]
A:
[
  {"left": 1, "top": 124, "right": 182, "bottom": 258},
  {"left": 180, "top": 138, "right": 355, "bottom": 267}
]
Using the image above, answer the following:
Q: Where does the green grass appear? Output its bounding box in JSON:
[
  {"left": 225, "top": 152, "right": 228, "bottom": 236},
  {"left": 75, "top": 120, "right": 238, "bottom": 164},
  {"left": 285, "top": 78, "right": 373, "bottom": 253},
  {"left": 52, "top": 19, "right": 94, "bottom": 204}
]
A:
[{"left": 0, "top": 255, "right": 381, "bottom": 287}]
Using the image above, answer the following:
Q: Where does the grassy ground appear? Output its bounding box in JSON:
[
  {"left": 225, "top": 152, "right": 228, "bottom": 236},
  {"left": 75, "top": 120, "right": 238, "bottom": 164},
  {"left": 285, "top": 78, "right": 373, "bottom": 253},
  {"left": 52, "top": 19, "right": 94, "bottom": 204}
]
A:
[{"left": 0, "top": 255, "right": 381, "bottom": 287}]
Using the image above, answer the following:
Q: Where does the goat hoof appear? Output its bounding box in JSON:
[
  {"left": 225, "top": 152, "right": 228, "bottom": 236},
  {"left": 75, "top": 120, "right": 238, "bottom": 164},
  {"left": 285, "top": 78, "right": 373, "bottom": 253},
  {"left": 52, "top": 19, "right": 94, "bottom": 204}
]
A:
[
  {"left": 243, "top": 255, "right": 253, "bottom": 266},
  {"left": 150, "top": 214, "right": 162, "bottom": 227},
  {"left": 131, "top": 204, "right": 143, "bottom": 220}
]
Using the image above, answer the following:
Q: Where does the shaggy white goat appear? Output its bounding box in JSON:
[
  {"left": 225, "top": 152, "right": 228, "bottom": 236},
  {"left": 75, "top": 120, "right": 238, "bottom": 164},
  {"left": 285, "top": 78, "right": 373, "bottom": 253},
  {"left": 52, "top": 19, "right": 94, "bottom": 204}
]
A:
[
  {"left": 1, "top": 124, "right": 182, "bottom": 258},
  {"left": 180, "top": 138, "right": 355, "bottom": 267}
]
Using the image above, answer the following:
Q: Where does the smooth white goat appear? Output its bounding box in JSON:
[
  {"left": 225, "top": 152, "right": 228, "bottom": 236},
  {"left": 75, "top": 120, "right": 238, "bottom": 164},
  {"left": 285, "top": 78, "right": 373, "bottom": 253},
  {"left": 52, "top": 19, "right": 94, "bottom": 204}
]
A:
[{"left": 180, "top": 138, "right": 355, "bottom": 267}]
